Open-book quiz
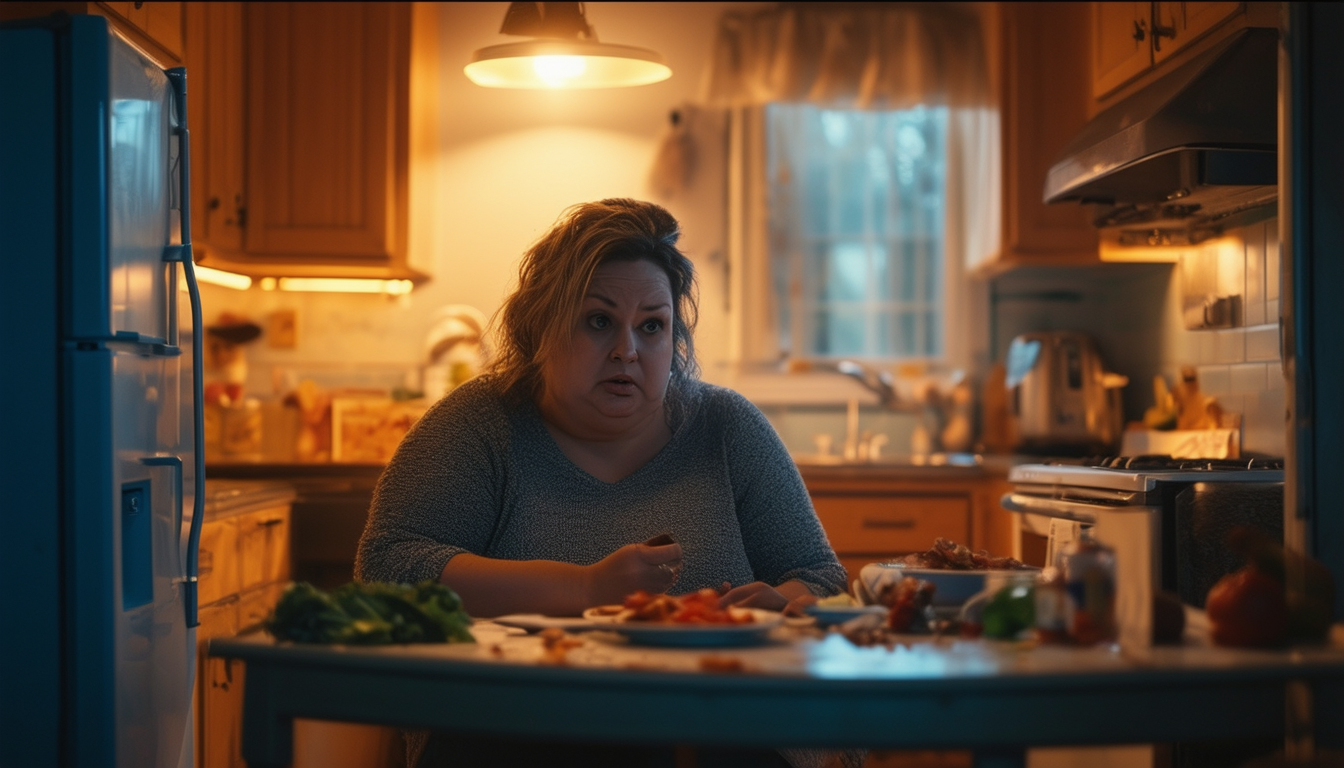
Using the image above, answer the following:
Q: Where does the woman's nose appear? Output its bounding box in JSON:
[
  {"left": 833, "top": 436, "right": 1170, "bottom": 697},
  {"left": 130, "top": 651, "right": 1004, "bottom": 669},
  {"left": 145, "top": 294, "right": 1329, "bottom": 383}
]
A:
[{"left": 610, "top": 327, "right": 638, "bottom": 362}]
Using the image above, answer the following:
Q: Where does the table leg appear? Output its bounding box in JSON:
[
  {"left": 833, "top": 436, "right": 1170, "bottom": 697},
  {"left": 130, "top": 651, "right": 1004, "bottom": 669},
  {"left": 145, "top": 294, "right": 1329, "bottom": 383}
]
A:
[
  {"left": 240, "top": 661, "right": 294, "bottom": 768},
  {"left": 972, "top": 747, "right": 1027, "bottom": 768}
]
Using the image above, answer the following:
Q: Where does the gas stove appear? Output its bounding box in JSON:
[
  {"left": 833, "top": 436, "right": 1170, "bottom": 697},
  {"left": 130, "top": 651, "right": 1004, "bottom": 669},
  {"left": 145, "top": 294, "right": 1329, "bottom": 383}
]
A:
[
  {"left": 1003, "top": 453, "right": 1286, "bottom": 645},
  {"left": 1009, "top": 454, "right": 1285, "bottom": 493}
]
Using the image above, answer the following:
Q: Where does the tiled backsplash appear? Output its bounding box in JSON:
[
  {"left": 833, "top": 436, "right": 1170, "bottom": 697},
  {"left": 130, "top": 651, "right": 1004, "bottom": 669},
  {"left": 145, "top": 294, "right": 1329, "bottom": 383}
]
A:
[{"left": 992, "top": 217, "right": 1285, "bottom": 458}]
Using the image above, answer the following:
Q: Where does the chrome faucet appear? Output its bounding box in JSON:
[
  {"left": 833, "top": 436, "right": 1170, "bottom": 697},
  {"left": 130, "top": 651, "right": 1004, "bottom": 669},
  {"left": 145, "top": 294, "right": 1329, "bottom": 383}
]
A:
[{"left": 834, "top": 360, "right": 908, "bottom": 411}]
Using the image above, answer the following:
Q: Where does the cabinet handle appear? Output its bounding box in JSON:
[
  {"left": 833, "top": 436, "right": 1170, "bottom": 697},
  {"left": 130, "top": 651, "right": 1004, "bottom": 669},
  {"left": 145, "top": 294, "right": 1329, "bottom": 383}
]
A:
[
  {"left": 863, "top": 518, "right": 916, "bottom": 530},
  {"left": 1132, "top": 20, "right": 1146, "bottom": 42},
  {"left": 256, "top": 518, "right": 285, "bottom": 528},
  {"left": 1151, "top": 9, "right": 1176, "bottom": 52}
]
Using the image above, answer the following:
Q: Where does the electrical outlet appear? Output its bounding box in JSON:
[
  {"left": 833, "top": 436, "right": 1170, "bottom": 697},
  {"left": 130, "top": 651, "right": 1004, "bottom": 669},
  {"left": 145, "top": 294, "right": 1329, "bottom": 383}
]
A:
[{"left": 268, "top": 309, "right": 298, "bottom": 349}]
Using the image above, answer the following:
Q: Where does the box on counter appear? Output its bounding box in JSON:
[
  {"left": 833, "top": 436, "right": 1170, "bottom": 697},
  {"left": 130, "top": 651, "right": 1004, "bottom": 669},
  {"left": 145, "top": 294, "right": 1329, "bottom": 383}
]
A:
[{"left": 331, "top": 396, "right": 431, "bottom": 463}]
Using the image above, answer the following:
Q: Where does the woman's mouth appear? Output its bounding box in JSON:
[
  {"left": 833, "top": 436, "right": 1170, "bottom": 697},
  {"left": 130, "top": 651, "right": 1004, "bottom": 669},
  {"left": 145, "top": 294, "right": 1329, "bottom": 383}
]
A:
[{"left": 601, "top": 375, "right": 637, "bottom": 394}]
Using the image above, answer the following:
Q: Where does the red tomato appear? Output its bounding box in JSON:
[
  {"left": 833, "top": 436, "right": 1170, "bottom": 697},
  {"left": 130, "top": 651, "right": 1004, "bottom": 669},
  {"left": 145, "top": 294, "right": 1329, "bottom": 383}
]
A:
[{"left": 1206, "top": 566, "right": 1288, "bottom": 648}]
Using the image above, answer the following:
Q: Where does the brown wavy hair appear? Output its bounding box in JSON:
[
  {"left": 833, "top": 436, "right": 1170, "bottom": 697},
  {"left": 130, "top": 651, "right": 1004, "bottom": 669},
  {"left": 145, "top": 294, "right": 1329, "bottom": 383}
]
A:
[{"left": 486, "top": 198, "right": 700, "bottom": 419}]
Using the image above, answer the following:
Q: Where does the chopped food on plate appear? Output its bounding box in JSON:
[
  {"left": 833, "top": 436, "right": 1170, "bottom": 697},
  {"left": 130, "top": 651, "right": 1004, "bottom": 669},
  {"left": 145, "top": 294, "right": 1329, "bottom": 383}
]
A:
[
  {"left": 894, "top": 537, "right": 1031, "bottom": 571},
  {"left": 598, "top": 588, "right": 757, "bottom": 625}
]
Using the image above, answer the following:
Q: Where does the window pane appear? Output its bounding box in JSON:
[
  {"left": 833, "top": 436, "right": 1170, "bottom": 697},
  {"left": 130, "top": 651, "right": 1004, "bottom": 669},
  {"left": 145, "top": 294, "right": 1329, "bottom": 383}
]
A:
[{"left": 767, "top": 104, "right": 948, "bottom": 361}]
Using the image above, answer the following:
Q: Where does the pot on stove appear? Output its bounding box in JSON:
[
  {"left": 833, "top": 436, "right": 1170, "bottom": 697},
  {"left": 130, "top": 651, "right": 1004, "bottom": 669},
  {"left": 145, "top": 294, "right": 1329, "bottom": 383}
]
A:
[{"left": 1005, "top": 332, "right": 1129, "bottom": 455}]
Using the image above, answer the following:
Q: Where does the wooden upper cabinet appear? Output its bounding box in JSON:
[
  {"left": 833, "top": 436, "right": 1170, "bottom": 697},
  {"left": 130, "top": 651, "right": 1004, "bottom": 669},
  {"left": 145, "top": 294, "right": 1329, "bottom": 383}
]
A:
[
  {"left": 185, "top": 2, "right": 245, "bottom": 254},
  {"left": 186, "top": 1, "right": 438, "bottom": 283},
  {"left": 1152, "top": 2, "right": 1243, "bottom": 65},
  {"left": 971, "top": 1, "right": 1098, "bottom": 274},
  {"left": 245, "top": 3, "right": 397, "bottom": 261},
  {"left": 1092, "top": 2, "right": 1152, "bottom": 99},
  {"left": 0, "top": 2, "right": 184, "bottom": 66},
  {"left": 1093, "top": 2, "right": 1256, "bottom": 106}
]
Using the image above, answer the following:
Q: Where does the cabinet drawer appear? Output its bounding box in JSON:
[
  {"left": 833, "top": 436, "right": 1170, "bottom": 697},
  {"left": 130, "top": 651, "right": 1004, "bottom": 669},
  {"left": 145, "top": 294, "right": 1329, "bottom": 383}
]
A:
[
  {"left": 238, "top": 506, "right": 290, "bottom": 592},
  {"left": 813, "top": 494, "right": 971, "bottom": 554},
  {"left": 197, "top": 518, "right": 240, "bottom": 606}
]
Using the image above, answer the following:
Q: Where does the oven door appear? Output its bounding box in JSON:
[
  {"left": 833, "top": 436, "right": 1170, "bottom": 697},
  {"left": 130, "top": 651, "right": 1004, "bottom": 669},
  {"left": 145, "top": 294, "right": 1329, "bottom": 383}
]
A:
[{"left": 1002, "top": 492, "right": 1162, "bottom": 651}]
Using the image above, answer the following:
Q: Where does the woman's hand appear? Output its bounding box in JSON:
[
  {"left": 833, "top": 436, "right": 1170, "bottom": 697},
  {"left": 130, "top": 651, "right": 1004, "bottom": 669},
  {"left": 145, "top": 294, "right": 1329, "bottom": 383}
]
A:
[
  {"left": 585, "top": 537, "right": 684, "bottom": 606},
  {"left": 717, "top": 580, "right": 817, "bottom": 615}
]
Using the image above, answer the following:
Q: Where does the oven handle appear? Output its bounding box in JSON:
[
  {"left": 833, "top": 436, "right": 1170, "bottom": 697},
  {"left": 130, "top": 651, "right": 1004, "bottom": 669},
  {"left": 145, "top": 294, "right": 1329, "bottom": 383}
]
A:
[{"left": 999, "top": 492, "right": 1099, "bottom": 525}]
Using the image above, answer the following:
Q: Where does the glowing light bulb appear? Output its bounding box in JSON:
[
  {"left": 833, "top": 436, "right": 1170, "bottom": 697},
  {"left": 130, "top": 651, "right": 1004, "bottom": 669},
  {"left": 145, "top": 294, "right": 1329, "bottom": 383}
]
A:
[{"left": 532, "top": 55, "right": 586, "bottom": 87}]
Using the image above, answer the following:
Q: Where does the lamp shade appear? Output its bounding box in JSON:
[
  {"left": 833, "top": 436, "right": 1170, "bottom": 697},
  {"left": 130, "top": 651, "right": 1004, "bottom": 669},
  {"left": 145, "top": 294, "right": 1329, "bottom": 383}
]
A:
[{"left": 465, "top": 38, "right": 671, "bottom": 89}]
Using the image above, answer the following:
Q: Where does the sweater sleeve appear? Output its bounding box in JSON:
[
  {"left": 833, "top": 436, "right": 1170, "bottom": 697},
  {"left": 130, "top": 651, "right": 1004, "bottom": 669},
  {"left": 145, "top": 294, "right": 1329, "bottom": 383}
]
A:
[
  {"left": 715, "top": 389, "right": 848, "bottom": 597},
  {"left": 354, "top": 380, "right": 508, "bottom": 585}
]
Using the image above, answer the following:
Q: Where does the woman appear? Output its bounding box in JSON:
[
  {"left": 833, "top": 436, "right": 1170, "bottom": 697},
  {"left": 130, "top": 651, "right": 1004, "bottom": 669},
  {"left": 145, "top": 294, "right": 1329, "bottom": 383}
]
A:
[
  {"left": 356, "top": 198, "right": 846, "bottom": 615},
  {"left": 355, "top": 198, "right": 853, "bottom": 767}
]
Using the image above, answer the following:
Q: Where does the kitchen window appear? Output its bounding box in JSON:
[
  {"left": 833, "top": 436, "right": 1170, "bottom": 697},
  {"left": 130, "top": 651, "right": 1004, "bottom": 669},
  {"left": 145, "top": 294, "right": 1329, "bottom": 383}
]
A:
[
  {"left": 706, "top": 3, "right": 997, "bottom": 390},
  {"left": 767, "top": 104, "right": 949, "bottom": 361},
  {"left": 728, "top": 104, "right": 996, "bottom": 381}
]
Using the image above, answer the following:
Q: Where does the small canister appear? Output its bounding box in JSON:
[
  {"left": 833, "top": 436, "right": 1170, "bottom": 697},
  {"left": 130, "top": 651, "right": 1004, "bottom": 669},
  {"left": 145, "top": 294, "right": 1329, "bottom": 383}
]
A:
[{"left": 1062, "top": 530, "right": 1117, "bottom": 645}]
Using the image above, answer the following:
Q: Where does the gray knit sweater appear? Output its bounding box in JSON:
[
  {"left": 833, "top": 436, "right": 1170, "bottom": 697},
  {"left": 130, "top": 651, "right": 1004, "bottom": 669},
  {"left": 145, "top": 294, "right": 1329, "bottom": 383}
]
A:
[{"left": 354, "top": 376, "right": 847, "bottom": 602}]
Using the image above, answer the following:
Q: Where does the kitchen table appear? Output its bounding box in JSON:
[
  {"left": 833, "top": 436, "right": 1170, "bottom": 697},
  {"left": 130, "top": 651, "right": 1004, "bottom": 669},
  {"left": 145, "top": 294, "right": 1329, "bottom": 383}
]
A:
[{"left": 210, "top": 618, "right": 1344, "bottom": 768}]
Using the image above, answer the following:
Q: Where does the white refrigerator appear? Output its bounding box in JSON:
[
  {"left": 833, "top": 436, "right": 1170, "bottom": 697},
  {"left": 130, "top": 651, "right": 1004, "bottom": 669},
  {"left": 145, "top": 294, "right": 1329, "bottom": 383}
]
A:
[{"left": 1, "top": 13, "right": 204, "bottom": 768}]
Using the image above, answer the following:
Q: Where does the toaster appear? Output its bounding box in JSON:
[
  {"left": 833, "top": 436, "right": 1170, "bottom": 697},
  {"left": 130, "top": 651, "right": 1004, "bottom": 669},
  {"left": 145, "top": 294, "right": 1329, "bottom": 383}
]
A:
[{"left": 1005, "top": 332, "right": 1128, "bottom": 454}]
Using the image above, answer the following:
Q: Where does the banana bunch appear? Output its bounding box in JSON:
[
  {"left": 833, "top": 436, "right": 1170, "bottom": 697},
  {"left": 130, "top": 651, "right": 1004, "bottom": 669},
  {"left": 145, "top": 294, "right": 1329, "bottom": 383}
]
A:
[{"left": 1142, "top": 375, "right": 1178, "bottom": 430}]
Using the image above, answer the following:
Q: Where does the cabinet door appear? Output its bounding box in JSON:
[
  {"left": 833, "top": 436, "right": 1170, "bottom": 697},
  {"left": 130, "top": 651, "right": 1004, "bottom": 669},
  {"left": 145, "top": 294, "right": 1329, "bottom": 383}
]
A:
[
  {"left": 238, "top": 506, "right": 291, "bottom": 592},
  {"left": 196, "top": 599, "right": 242, "bottom": 768},
  {"left": 143, "top": 2, "right": 183, "bottom": 59},
  {"left": 196, "top": 517, "right": 240, "bottom": 607},
  {"left": 185, "top": 2, "right": 246, "bottom": 254},
  {"left": 244, "top": 2, "right": 405, "bottom": 261},
  {"left": 1153, "top": 1, "right": 1244, "bottom": 65},
  {"left": 1092, "top": 1, "right": 1152, "bottom": 99},
  {"left": 990, "top": 2, "right": 1097, "bottom": 271}
]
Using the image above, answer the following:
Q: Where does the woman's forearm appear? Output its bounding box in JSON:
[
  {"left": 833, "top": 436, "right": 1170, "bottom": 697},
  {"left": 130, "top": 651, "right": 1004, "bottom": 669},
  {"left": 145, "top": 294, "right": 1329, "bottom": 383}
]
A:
[{"left": 440, "top": 552, "right": 592, "bottom": 618}]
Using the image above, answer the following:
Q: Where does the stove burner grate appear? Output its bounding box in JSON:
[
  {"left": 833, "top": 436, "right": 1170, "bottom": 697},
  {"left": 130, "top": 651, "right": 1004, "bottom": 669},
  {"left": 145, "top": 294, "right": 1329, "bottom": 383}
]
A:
[{"left": 1072, "top": 455, "right": 1284, "bottom": 471}]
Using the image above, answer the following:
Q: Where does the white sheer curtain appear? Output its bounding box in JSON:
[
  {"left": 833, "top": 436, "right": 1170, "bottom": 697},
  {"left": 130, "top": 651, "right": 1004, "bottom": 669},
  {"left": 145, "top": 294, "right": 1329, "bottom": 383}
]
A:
[{"left": 694, "top": 3, "right": 999, "bottom": 370}]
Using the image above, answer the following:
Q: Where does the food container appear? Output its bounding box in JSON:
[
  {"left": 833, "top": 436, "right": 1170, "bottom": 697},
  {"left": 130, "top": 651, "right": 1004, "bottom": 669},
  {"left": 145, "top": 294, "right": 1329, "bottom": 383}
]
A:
[{"left": 331, "top": 396, "right": 430, "bottom": 463}]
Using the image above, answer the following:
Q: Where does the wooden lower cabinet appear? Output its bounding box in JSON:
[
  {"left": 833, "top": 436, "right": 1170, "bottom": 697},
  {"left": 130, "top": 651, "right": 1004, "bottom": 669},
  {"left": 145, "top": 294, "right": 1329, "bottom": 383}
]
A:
[
  {"left": 195, "top": 496, "right": 401, "bottom": 768},
  {"left": 195, "top": 504, "right": 291, "bottom": 768},
  {"left": 802, "top": 470, "right": 1016, "bottom": 586}
]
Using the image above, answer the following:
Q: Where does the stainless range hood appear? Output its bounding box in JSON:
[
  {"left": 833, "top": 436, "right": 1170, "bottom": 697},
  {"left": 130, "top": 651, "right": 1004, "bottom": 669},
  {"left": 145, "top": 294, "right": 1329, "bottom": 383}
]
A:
[{"left": 1044, "top": 28, "right": 1277, "bottom": 243}]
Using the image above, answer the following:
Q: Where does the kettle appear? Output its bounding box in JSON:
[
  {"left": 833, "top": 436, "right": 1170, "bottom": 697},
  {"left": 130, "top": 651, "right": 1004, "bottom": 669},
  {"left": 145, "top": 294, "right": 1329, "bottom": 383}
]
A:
[{"left": 1004, "top": 332, "right": 1129, "bottom": 455}]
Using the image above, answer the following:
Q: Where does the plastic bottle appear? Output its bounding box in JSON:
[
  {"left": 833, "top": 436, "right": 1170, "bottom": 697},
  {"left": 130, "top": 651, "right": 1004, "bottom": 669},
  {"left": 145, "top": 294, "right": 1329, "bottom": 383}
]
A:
[{"left": 1061, "top": 529, "right": 1117, "bottom": 645}]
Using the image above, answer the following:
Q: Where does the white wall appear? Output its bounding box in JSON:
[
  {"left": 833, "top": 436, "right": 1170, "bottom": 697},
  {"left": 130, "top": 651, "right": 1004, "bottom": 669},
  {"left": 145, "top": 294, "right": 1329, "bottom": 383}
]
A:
[{"left": 201, "top": 2, "right": 758, "bottom": 399}]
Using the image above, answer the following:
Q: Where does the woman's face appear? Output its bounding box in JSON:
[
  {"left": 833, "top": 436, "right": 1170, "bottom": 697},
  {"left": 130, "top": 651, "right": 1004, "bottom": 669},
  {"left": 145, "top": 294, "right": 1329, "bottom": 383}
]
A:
[{"left": 539, "top": 258, "right": 675, "bottom": 438}]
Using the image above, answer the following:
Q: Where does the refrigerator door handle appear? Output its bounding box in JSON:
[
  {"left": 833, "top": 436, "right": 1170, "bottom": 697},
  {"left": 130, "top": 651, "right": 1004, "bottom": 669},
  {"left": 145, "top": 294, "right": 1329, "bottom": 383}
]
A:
[{"left": 166, "top": 66, "right": 205, "bottom": 629}]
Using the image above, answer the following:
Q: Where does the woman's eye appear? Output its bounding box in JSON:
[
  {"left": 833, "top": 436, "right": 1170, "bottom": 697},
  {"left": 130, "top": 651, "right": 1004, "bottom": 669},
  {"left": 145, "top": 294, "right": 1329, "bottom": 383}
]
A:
[
  {"left": 641, "top": 319, "right": 665, "bottom": 334},
  {"left": 588, "top": 314, "right": 610, "bottom": 330}
]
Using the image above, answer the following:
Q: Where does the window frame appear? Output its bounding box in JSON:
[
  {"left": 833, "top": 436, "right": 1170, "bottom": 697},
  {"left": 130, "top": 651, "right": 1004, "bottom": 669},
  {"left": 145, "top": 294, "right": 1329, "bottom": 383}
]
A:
[{"left": 723, "top": 105, "right": 997, "bottom": 406}]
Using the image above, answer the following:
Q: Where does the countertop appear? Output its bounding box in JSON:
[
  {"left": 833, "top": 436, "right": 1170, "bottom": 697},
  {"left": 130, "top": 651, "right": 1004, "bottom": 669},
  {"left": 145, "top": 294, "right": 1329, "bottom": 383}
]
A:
[{"left": 203, "top": 478, "right": 298, "bottom": 520}]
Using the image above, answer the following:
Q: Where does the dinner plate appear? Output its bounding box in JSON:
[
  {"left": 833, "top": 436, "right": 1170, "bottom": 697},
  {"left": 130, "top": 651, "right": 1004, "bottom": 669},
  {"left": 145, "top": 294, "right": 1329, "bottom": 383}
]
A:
[
  {"left": 582, "top": 607, "right": 785, "bottom": 647},
  {"left": 804, "top": 604, "right": 888, "bottom": 627}
]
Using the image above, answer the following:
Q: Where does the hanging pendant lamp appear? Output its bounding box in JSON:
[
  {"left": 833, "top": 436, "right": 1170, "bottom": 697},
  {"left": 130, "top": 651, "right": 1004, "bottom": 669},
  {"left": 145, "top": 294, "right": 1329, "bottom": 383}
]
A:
[{"left": 465, "top": 2, "right": 671, "bottom": 89}]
